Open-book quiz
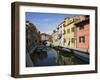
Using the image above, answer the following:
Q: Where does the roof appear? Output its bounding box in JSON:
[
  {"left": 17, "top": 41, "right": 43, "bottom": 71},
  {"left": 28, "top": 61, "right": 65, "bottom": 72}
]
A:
[{"left": 74, "top": 18, "right": 89, "bottom": 26}]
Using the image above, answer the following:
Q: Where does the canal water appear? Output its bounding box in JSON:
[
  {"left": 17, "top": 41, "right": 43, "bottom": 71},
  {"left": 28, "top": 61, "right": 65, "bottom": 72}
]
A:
[{"left": 30, "top": 47, "right": 89, "bottom": 67}]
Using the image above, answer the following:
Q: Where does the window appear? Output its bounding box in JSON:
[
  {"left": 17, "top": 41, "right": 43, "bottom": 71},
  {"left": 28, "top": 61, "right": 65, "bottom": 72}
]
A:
[
  {"left": 79, "top": 36, "right": 85, "bottom": 43},
  {"left": 82, "top": 36, "right": 85, "bottom": 43},
  {"left": 79, "top": 37, "right": 81, "bottom": 43},
  {"left": 64, "top": 38, "right": 66, "bottom": 43},
  {"left": 67, "top": 29, "right": 70, "bottom": 33},
  {"left": 69, "top": 18, "right": 74, "bottom": 24},
  {"left": 71, "top": 38, "right": 75, "bottom": 43},
  {"left": 71, "top": 27, "right": 75, "bottom": 32},
  {"left": 79, "top": 26, "right": 84, "bottom": 30},
  {"left": 63, "top": 30, "right": 66, "bottom": 35}
]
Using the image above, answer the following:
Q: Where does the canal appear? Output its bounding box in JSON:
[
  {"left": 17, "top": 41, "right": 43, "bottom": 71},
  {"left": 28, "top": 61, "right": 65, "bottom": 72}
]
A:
[{"left": 30, "top": 47, "right": 89, "bottom": 67}]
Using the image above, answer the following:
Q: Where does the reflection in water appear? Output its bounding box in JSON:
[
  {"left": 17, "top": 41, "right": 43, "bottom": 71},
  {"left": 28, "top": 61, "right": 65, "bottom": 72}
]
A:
[
  {"left": 30, "top": 47, "right": 89, "bottom": 67},
  {"left": 57, "top": 50, "right": 88, "bottom": 65}
]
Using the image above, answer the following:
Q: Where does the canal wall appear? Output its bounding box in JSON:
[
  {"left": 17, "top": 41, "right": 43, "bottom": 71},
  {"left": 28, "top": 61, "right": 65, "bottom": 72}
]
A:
[{"left": 26, "top": 52, "right": 34, "bottom": 67}]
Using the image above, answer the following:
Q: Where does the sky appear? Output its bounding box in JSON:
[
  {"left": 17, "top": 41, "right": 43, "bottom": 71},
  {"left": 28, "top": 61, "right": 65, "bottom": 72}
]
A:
[{"left": 26, "top": 12, "right": 81, "bottom": 35}]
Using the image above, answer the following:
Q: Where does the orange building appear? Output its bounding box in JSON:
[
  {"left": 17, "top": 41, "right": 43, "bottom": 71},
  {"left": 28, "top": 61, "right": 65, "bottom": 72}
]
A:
[{"left": 75, "top": 16, "right": 90, "bottom": 52}]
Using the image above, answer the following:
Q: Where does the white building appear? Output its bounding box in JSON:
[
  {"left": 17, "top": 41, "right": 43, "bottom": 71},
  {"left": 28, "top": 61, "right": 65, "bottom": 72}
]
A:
[
  {"left": 52, "top": 29, "right": 59, "bottom": 46},
  {"left": 57, "top": 22, "right": 64, "bottom": 47},
  {"left": 52, "top": 22, "right": 64, "bottom": 47}
]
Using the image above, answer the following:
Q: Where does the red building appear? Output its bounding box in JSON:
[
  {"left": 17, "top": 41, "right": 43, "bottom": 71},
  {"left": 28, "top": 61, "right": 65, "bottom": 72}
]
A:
[{"left": 75, "top": 16, "right": 90, "bottom": 52}]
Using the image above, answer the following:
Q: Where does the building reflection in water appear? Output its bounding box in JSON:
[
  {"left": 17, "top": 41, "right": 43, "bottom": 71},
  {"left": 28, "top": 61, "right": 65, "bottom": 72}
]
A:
[
  {"left": 57, "top": 50, "right": 88, "bottom": 65},
  {"left": 30, "top": 47, "right": 89, "bottom": 67}
]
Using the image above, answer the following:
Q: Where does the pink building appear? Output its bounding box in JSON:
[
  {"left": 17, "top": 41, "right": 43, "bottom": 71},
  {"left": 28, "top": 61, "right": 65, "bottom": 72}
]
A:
[{"left": 75, "top": 17, "right": 90, "bottom": 52}]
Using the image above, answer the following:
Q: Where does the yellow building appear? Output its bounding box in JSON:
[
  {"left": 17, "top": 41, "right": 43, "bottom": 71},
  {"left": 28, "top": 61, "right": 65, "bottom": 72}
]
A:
[
  {"left": 63, "top": 16, "right": 86, "bottom": 48},
  {"left": 63, "top": 17, "right": 76, "bottom": 48}
]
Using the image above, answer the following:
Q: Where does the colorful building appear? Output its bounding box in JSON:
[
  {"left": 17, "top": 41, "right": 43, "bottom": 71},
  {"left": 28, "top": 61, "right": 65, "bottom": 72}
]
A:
[
  {"left": 52, "top": 15, "right": 89, "bottom": 52},
  {"left": 75, "top": 16, "right": 90, "bottom": 52},
  {"left": 26, "top": 21, "right": 41, "bottom": 67},
  {"left": 52, "top": 22, "right": 64, "bottom": 47},
  {"left": 26, "top": 21, "right": 41, "bottom": 53},
  {"left": 63, "top": 17, "right": 76, "bottom": 48},
  {"left": 63, "top": 16, "right": 86, "bottom": 48}
]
